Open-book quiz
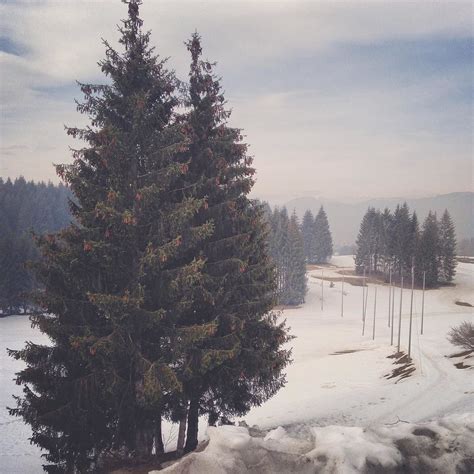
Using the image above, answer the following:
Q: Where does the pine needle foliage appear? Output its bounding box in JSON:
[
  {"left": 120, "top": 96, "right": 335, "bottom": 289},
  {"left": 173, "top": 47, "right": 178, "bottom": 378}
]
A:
[{"left": 8, "top": 3, "right": 292, "bottom": 470}]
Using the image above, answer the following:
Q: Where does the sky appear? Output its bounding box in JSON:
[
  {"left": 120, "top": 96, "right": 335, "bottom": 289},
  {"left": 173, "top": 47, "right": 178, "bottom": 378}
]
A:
[{"left": 0, "top": 0, "right": 472, "bottom": 204}]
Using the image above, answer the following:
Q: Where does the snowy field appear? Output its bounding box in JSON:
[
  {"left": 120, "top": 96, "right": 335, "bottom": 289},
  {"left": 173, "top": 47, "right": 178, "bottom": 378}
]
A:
[
  {"left": 1, "top": 257, "right": 472, "bottom": 473},
  {"left": 238, "top": 256, "right": 473, "bottom": 430},
  {"left": 0, "top": 315, "right": 49, "bottom": 473},
  {"left": 158, "top": 256, "right": 473, "bottom": 473}
]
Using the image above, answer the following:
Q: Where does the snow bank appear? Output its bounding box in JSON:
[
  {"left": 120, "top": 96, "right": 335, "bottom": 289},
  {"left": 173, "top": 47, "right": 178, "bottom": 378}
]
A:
[{"left": 154, "top": 414, "right": 474, "bottom": 474}]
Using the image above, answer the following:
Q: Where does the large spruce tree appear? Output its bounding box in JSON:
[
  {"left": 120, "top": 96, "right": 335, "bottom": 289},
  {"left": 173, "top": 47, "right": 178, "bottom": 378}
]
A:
[
  {"left": 354, "top": 207, "right": 378, "bottom": 274},
  {"left": 10, "top": 2, "right": 200, "bottom": 469},
  {"left": 301, "top": 209, "right": 316, "bottom": 263},
  {"left": 313, "top": 206, "right": 333, "bottom": 264},
  {"left": 391, "top": 203, "right": 413, "bottom": 276},
  {"left": 438, "top": 209, "right": 457, "bottom": 283},
  {"left": 416, "top": 212, "right": 440, "bottom": 287},
  {"left": 173, "top": 33, "right": 291, "bottom": 452},
  {"left": 281, "top": 211, "right": 307, "bottom": 305},
  {"left": 9, "top": 4, "right": 291, "bottom": 470}
]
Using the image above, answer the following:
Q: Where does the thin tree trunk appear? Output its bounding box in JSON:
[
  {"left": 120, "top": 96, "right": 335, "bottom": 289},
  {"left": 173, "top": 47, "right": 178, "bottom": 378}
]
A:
[
  {"left": 176, "top": 404, "right": 188, "bottom": 456},
  {"left": 155, "top": 415, "right": 164, "bottom": 455},
  {"left": 184, "top": 397, "right": 199, "bottom": 453}
]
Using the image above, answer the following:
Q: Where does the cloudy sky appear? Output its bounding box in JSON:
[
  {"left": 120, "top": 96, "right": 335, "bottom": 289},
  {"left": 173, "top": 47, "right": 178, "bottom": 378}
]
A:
[{"left": 1, "top": 0, "right": 472, "bottom": 203}]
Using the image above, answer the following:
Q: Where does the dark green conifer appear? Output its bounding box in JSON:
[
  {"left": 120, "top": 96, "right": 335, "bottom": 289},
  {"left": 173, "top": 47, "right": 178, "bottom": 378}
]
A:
[
  {"left": 416, "top": 212, "right": 440, "bottom": 287},
  {"left": 178, "top": 33, "right": 291, "bottom": 451},
  {"left": 301, "top": 209, "right": 316, "bottom": 263},
  {"left": 313, "top": 206, "right": 333, "bottom": 264},
  {"left": 281, "top": 211, "right": 307, "bottom": 305},
  {"left": 438, "top": 209, "right": 457, "bottom": 283},
  {"left": 9, "top": 2, "right": 209, "bottom": 470}
]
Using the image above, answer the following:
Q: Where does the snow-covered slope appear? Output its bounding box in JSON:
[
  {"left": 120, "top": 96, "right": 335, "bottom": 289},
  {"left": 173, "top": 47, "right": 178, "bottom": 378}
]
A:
[{"left": 240, "top": 257, "right": 473, "bottom": 429}]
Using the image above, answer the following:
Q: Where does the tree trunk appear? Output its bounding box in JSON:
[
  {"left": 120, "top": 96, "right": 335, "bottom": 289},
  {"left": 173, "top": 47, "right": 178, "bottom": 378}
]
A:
[
  {"left": 184, "top": 397, "right": 199, "bottom": 453},
  {"left": 134, "top": 425, "right": 153, "bottom": 460},
  {"left": 176, "top": 411, "right": 187, "bottom": 455},
  {"left": 155, "top": 416, "right": 164, "bottom": 455}
]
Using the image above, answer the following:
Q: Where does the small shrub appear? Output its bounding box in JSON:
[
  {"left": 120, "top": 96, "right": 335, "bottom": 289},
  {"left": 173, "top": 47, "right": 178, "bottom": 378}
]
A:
[{"left": 448, "top": 321, "right": 474, "bottom": 351}]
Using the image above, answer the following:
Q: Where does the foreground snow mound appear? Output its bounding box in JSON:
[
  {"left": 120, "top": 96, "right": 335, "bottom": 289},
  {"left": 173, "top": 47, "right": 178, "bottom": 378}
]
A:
[{"left": 155, "top": 414, "right": 474, "bottom": 474}]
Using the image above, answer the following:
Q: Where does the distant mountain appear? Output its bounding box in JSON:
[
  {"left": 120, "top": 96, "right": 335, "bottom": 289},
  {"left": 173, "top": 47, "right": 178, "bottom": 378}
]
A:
[{"left": 285, "top": 192, "right": 473, "bottom": 247}]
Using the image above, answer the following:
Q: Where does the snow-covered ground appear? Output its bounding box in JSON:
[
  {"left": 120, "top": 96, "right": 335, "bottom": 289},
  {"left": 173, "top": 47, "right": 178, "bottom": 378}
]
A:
[
  {"left": 237, "top": 256, "right": 473, "bottom": 430},
  {"left": 157, "top": 257, "right": 474, "bottom": 473},
  {"left": 0, "top": 315, "right": 49, "bottom": 474},
  {"left": 1, "top": 257, "right": 472, "bottom": 473}
]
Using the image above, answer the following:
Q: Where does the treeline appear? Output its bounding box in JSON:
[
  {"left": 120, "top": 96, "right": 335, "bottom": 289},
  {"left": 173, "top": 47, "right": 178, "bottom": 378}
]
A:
[
  {"left": 0, "top": 177, "right": 71, "bottom": 315},
  {"left": 301, "top": 207, "right": 333, "bottom": 264},
  {"left": 264, "top": 205, "right": 333, "bottom": 306},
  {"left": 355, "top": 203, "right": 457, "bottom": 287},
  {"left": 266, "top": 207, "right": 307, "bottom": 305}
]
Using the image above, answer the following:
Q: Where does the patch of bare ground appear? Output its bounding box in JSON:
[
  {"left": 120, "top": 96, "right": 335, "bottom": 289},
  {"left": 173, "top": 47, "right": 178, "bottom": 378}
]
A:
[
  {"left": 455, "top": 300, "right": 473, "bottom": 307},
  {"left": 457, "top": 256, "right": 474, "bottom": 264},
  {"left": 310, "top": 274, "right": 367, "bottom": 287},
  {"left": 385, "top": 351, "right": 416, "bottom": 382},
  {"left": 330, "top": 349, "right": 365, "bottom": 355},
  {"left": 447, "top": 349, "right": 473, "bottom": 370},
  {"left": 332, "top": 269, "right": 437, "bottom": 290}
]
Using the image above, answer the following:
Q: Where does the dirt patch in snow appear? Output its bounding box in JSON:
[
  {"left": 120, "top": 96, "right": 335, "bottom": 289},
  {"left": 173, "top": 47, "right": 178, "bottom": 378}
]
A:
[
  {"left": 447, "top": 349, "right": 473, "bottom": 370},
  {"left": 384, "top": 352, "right": 416, "bottom": 382},
  {"left": 329, "top": 349, "right": 365, "bottom": 355},
  {"left": 454, "top": 300, "right": 473, "bottom": 307}
]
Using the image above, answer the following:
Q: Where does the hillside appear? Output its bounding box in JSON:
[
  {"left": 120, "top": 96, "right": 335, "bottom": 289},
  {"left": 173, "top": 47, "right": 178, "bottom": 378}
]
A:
[{"left": 285, "top": 192, "right": 473, "bottom": 247}]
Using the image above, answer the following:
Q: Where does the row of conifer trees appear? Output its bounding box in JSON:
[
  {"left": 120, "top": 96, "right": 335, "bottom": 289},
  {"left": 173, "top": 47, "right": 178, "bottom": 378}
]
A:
[
  {"left": 0, "top": 177, "right": 70, "bottom": 314},
  {"left": 301, "top": 207, "right": 333, "bottom": 264},
  {"left": 9, "top": 3, "right": 292, "bottom": 472},
  {"left": 266, "top": 207, "right": 307, "bottom": 305},
  {"left": 264, "top": 205, "right": 333, "bottom": 306},
  {"left": 354, "top": 203, "right": 457, "bottom": 287}
]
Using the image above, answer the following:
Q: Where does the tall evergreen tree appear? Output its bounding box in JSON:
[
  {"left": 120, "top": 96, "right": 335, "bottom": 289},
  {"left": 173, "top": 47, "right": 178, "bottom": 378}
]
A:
[
  {"left": 379, "top": 208, "right": 393, "bottom": 274},
  {"left": 391, "top": 203, "right": 413, "bottom": 276},
  {"left": 438, "top": 209, "right": 457, "bottom": 283},
  {"left": 301, "top": 209, "right": 316, "bottom": 263},
  {"left": 354, "top": 207, "right": 378, "bottom": 274},
  {"left": 281, "top": 212, "right": 307, "bottom": 305},
  {"left": 266, "top": 207, "right": 307, "bottom": 306},
  {"left": 416, "top": 212, "right": 440, "bottom": 287},
  {"left": 313, "top": 206, "right": 333, "bottom": 264},
  {"left": 9, "top": 2, "right": 208, "bottom": 470},
  {"left": 9, "top": 7, "right": 291, "bottom": 470},
  {"left": 173, "top": 33, "right": 291, "bottom": 451}
]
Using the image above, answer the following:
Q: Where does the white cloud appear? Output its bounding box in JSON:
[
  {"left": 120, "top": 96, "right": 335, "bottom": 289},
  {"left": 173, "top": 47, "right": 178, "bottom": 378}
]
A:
[{"left": 0, "top": 0, "right": 472, "bottom": 199}]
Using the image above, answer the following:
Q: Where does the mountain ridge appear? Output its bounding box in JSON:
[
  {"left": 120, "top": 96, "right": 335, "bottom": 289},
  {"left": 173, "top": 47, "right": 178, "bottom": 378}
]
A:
[{"left": 284, "top": 192, "right": 473, "bottom": 246}]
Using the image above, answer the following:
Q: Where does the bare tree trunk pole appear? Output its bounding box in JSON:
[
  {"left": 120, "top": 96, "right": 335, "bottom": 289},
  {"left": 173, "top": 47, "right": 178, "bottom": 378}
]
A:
[
  {"left": 364, "top": 285, "right": 369, "bottom": 320},
  {"left": 321, "top": 268, "right": 324, "bottom": 311},
  {"left": 362, "top": 266, "right": 366, "bottom": 321},
  {"left": 362, "top": 286, "right": 369, "bottom": 336},
  {"left": 408, "top": 267, "right": 415, "bottom": 358},
  {"left": 390, "top": 283, "right": 395, "bottom": 345},
  {"left": 421, "top": 270, "right": 426, "bottom": 335},
  {"left": 341, "top": 274, "right": 344, "bottom": 318},
  {"left": 372, "top": 286, "right": 377, "bottom": 340},
  {"left": 388, "top": 266, "right": 392, "bottom": 327},
  {"left": 397, "top": 276, "right": 404, "bottom": 352}
]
